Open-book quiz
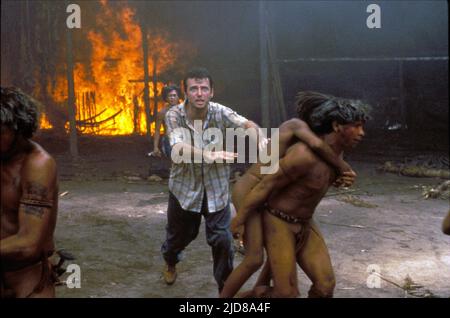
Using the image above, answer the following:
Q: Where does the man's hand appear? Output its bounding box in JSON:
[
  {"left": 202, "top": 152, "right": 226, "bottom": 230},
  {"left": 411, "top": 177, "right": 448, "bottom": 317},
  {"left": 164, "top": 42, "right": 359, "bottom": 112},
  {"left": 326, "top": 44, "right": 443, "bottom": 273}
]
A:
[
  {"left": 230, "top": 215, "right": 245, "bottom": 239},
  {"left": 204, "top": 150, "right": 237, "bottom": 163},
  {"left": 337, "top": 160, "right": 353, "bottom": 175},
  {"left": 333, "top": 170, "right": 357, "bottom": 187},
  {"left": 258, "top": 137, "right": 269, "bottom": 152}
]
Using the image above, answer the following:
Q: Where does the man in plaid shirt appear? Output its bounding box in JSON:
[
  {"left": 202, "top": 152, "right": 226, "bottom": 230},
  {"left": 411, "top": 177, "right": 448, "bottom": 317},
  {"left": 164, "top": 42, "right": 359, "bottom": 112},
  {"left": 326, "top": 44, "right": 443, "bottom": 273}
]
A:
[{"left": 161, "top": 67, "right": 266, "bottom": 293}]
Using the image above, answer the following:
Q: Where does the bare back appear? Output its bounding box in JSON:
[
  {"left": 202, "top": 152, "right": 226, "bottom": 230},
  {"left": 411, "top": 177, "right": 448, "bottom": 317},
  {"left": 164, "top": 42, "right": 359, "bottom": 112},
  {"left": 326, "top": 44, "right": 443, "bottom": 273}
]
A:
[{"left": 232, "top": 120, "right": 301, "bottom": 209}]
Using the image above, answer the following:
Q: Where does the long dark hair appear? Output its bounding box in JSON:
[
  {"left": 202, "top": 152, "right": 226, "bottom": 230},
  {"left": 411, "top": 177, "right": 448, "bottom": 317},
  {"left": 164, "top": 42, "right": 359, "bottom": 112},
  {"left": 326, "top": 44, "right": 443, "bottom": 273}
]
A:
[
  {"left": 295, "top": 91, "right": 371, "bottom": 135},
  {"left": 1, "top": 87, "right": 40, "bottom": 138}
]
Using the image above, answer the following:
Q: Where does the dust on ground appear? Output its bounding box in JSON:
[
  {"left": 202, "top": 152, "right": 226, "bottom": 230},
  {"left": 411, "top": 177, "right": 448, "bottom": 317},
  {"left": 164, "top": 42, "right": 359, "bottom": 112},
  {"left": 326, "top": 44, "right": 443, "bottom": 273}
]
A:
[{"left": 34, "top": 133, "right": 450, "bottom": 298}]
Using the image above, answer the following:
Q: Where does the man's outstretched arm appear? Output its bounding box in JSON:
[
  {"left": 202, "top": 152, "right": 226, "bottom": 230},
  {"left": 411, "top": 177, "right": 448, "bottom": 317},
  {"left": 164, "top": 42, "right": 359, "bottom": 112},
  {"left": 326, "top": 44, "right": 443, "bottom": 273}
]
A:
[{"left": 165, "top": 109, "right": 237, "bottom": 162}]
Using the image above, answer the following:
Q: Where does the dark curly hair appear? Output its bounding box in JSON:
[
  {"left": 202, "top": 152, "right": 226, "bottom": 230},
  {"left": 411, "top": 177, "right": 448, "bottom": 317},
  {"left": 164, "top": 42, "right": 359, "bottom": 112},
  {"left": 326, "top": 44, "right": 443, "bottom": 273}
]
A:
[
  {"left": 295, "top": 91, "right": 371, "bottom": 135},
  {"left": 162, "top": 85, "right": 181, "bottom": 102},
  {"left": 183, "top": 67, "right": 213, "bottom": 93},
  {"left": 1, "top": 86, "right": 41, "bottom": 138}
]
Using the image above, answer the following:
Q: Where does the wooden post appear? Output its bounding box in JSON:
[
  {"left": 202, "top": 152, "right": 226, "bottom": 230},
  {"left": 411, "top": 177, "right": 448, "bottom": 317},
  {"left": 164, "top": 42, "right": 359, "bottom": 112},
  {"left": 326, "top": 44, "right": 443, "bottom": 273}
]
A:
[
  {"left": 259, "top": 1, "right": 270, "bottom": 129},
  {"left": 133, "top": 95, "right": 140, "bottom": 134},
  {"left": 19, "top": 1, "right": 29, "bottom": 90},
  {"left": 267, "top": 20, "right": 287, "bottom": 125},
  {"left": 399, "top": 61, "right": 407, "bottom": 129},
  {"left": 81, "top": 92, "right": 85, "bottom": 120},
  {"left": 152, "top": 55, "right": 158, "bottom": 123},
  {"left": 140, "top": 23, "right": 151, "bottom": 139},
  {"left": 65, "top": 0, "right": 79, "bottom": 157}
]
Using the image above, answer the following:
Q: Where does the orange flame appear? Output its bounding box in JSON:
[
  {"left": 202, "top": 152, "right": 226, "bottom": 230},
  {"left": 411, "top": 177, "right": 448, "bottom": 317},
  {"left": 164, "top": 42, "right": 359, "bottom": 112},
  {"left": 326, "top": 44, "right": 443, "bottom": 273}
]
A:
[
  {"left": 39, "top": 113, "right": 53, "bottom": 130},
  {"left": 49, "top": 1, "right": 182, "bottom": 136}
]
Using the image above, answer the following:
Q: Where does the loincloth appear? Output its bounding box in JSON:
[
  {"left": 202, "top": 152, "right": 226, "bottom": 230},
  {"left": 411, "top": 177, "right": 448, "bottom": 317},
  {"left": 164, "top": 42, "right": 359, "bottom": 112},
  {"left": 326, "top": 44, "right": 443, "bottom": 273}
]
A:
[{"left": 263, "top": 204, "right": 312, "bottom": 253}]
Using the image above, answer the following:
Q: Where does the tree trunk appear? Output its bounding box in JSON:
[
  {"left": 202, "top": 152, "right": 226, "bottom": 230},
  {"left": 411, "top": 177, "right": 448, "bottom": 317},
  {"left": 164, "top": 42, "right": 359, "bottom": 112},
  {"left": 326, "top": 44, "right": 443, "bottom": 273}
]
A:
[
  {"left": 259, "top": 1, "right": 270, "bottom": 129},
  {"left": 140, "top": 24, "right": 151, "bottom": 139},
  {"left": 65, "top": 0, "right": 79, "bottom": 157}
]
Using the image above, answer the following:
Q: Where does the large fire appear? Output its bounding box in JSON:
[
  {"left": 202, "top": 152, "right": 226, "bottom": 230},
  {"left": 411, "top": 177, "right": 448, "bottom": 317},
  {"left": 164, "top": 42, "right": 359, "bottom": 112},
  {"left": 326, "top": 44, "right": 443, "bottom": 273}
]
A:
[{"left": 42, "top": 1, "right": 182, "bottom": 135}]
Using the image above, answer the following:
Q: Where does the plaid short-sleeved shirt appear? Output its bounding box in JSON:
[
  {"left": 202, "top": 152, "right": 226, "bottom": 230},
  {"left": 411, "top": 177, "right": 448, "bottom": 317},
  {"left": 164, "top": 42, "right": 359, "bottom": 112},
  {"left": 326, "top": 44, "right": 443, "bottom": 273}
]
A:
[{"left": 165, "top": 101, "right": 248, "bottom": 213}]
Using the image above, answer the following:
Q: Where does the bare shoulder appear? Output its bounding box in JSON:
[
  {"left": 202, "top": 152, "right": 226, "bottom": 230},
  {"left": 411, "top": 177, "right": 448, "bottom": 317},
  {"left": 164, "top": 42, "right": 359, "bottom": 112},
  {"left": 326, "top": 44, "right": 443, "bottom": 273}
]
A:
[{"left": 21, "top": 141, "right": 57, "bottom": 182}]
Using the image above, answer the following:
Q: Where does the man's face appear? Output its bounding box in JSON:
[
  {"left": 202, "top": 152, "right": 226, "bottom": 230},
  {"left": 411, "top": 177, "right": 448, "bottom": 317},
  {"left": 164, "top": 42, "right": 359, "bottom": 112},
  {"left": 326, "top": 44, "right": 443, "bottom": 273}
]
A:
[
  {"left": 337, "top": 121, "right": 365, "bottom": 149},
  {"left": 185, "top": 78, "right": 213, "bottom": 109},
  {"left": 0, "top": 125, "right": 16, "bottom": 156},
  {"left": 167, "top": 90, "right": 179, "bottom": 106}
]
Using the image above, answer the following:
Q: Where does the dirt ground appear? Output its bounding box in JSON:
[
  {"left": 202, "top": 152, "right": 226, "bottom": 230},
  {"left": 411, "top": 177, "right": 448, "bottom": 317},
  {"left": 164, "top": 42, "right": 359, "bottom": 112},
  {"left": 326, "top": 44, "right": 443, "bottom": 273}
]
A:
[{"left": 34, "top": 133, "right": 450, "bottom": 298}]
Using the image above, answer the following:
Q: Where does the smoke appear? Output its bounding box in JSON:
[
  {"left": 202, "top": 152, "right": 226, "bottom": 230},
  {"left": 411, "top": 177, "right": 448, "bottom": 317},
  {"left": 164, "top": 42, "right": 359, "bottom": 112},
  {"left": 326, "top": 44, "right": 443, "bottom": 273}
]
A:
[{"left": 1, "top": 0, "right": 447, "bottom": 139}]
